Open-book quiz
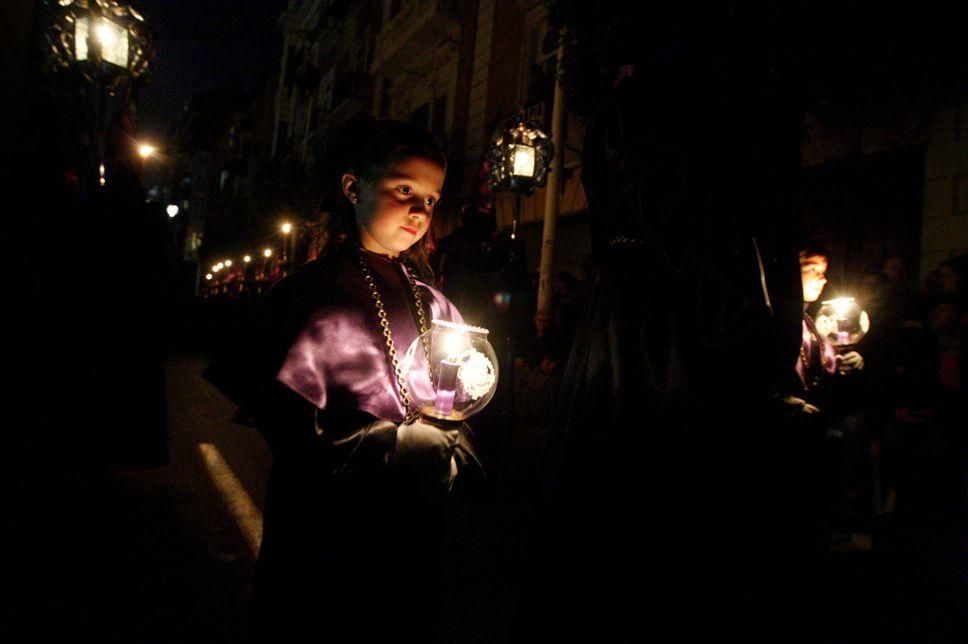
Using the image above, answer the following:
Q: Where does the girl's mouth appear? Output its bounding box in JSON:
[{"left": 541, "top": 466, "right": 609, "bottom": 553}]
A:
[{"left": 400, "top": 226, "right": 417, "bottom": 235}]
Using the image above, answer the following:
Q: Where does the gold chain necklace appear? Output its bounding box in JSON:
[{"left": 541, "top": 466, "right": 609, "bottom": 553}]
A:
[{"left": 357, "top": 249, "right": 433, "bottom": 420}]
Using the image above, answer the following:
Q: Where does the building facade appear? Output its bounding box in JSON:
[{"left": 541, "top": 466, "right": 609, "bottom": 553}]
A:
[{"left": 271, "top": 0, "right": 591, "bottom": 275}]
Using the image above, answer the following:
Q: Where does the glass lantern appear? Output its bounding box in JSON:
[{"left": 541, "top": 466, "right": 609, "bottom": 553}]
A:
[
  {"left": 401, "top": 320, "right": 499, "bottom": 423},
  {"left": 815, "top": 297, "right": 870, "bottom": 348},
  {"left": 487, "top": 118, "right": 553, "bottom": 195},
  {"left": 46, "top": 0, "right": 154, "bottom": 82}
]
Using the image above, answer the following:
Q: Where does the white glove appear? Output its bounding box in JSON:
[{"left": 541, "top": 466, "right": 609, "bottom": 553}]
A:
[
  {"left": 837, "top": 351, "right": 864, "bottom": 374},
  {"left": 782, "top": 395, "right": 822, "bottom": 416},
  {"left": 393, "top": 420, "right": 459, "bottom": 489}
]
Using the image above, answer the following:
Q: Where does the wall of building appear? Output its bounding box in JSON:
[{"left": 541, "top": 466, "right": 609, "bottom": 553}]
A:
[{"left": 921, "top": 90, "right": 968, "bottom": 279}]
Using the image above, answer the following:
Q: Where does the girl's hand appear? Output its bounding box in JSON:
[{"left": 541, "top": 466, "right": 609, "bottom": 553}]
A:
[
  {"left": 781, "top": 394, "right": 822, "bottom": 416},
  {"left": 393, "top": 420, "right": 459, "bottom": 488},
  {"left": 836, "top": 351, "right": 864, "bottom": 374}
]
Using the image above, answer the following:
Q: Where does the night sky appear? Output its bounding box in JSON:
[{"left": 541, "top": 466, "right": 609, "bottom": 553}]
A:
[{"left": 134, "top": 0, "right": 289, "bottom": 141}]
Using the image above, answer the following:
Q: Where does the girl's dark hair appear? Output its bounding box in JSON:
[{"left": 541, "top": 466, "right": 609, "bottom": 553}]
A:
[
  {"left": 325, "top": 115, "right": 447, "bottom": 277},
  {"left": 799, "top": 241, "right": 829, "bottom": 261}
]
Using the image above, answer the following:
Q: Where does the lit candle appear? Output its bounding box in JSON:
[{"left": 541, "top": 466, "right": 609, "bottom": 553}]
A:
[
  {"left": 831, "top": 297, "right": 853, "bottom": 345},
  {"left": 433, "top": 359, "right": 461, "bottom": 417}
]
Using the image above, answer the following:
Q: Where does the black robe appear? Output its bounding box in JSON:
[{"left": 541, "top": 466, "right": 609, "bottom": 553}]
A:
[
  {"left": 205, "top": 247, "right": 481, "bottom": 642},
  {"left": 518, "top": 63, "right": 807, "bottom": 640}
]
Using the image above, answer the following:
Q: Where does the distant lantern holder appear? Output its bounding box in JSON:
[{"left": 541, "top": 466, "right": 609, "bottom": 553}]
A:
[
  {"left": 486, "top": 115, "right": 554, "bottom": 245},
  {"left": 45, "top": 0, "right": 154, "bottom": 87},
  {"left": 45, "top": 0, "right": 154, "bottom": 190},
  {"left": 487, "top": 116, "right": 553, "bottom": 195}
]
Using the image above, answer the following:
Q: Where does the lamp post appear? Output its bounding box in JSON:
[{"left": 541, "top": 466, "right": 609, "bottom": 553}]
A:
[
  {"left": 280, "top": 221, "right": 293, "bottom": 262},
  {"left": 486, "top": 115, "right": 553, "bottom": 488},
  {"left": 262, "top": 248, "right": 273, "bottom": 280}
]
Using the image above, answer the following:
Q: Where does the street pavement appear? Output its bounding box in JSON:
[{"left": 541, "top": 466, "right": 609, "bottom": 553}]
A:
[
  {"left": 5, "top": 353, "right": 534, "bottom": 643},
  {"left": 5, "top": 353, "right": 965, "bottom": 642},
  {"left": 7, "top": 354, "right": 270, "bottom": 642}
]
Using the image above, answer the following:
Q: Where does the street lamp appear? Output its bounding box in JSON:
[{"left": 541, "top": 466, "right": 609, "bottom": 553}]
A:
[
  {"left": 224, "top": 259, "right": 232, "bottom": 268},
  {"left": 280, "top": 222, "right": 293, "bottom": 261},
  {"left": 243, "top": 255, "right": 252, "bottom": 263},
  {"left": 46, "top": 1, "right": 154, "bottom": 189},
  {"left": 166, "top": 204, "right": 179, "bottom": 217},
  {"left": 488, "top": 118, "right": 553, "bottom": 194},
  {"left": 487, "top": 116, "right": 553, "bottom": 240},
  {"left": 263, "top": 249, "right": 273, "bottom": 258},
  {"left": 137, "top": 143, "right": 156, "bottom": 159},
  {"left": 486, "top": 116, "right": 554, "bottom": 478}
]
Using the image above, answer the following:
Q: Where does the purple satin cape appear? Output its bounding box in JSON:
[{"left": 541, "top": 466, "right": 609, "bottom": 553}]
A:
[{"left": 276, "top": 248, "right": 462, "bottom": 423}]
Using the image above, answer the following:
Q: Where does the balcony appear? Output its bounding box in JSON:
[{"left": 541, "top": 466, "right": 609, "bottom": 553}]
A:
[{"left": 371, "top": 0, "right": 460, "bottom": 73}]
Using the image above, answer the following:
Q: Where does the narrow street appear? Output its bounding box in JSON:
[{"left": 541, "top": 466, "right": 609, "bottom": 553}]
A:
[
  {"left": 6, "top": 354, "right": 533, "bottom": 642},
  {"left": 8, "top": 354, "right": 269, "bottom": 642},
  {"left": 6, "top": 354, "right": 965, "bottom": 642}
]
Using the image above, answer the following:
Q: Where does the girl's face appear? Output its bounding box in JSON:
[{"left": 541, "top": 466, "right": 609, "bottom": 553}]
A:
[
  {"left": 800, "top": 254, "right": 828, "bottom": 303},
  {"left": 343, "top": 157, "right": 444, "bottom": 258}
]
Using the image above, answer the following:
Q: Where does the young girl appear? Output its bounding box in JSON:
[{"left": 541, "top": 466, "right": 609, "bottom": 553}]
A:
[{"left": 206, "top": 118, "right": 479, "bottom": 642}]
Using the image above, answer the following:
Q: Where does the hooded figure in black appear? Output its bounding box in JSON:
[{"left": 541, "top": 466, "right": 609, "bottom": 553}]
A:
[{"left": 518, "top": 6, "right": 807, "bottom": 640}]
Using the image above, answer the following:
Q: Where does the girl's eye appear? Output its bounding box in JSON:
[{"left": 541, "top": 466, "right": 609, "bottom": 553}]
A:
[
  {"left": 398, "top": 186, "right": 412, "bottom": 196},
  {"left": 425, "top": 197, "right": 436, "bottom": 208}
]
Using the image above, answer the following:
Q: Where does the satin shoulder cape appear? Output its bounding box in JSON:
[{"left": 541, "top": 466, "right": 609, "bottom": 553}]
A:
[{"left": 204, "top": 247, "right": 462, "bottom": 424}]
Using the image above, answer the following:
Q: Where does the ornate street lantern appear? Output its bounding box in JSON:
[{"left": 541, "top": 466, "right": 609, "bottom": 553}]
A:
[
  {"left": 486, "top": 116, "right": 554, "bottom": 243},
  {"left": 487, "top": 117, "right": 553, "bottom": 196},
  {"left": 46, "top": 0, "right": 153, "bottom": 85}
]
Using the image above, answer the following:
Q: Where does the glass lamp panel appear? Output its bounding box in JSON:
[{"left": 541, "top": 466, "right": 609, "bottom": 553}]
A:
[
  {"left": 75, "top": 17, "right": 90, "bottom": 61},
  {"left": 75, "top": 16, "right": 129, "bottom": 67},
  {"left": 511, "top": 144, "right": 536, "bottom": 178}
]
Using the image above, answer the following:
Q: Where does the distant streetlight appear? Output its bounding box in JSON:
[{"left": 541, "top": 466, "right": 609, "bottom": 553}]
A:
[
  {"left": 212, "top": 264, "right": 220, "bottom": 272},
  {"left": 166, "top": 204, "right": 179, "bottom": 217},
  {"left": 216, "top": 262, "right": 224, "bottom": 270},
  {"left": 243, "top": 255, "right": 252, "bottom": 263},
  {"left": 137, "top": 143, "right": 157, "bottom": 159},
  {"left": 205, "top": 273, "right": 213, "bottom": 281},
  {"left": 263, "top": 249, "right": 272, "bottom": 258},
  {"left": 280, "top": 222, "right": 293, "bottom": 261},
  {"left": 224, "top": 259, "right": 233, "bottom": 268}
]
